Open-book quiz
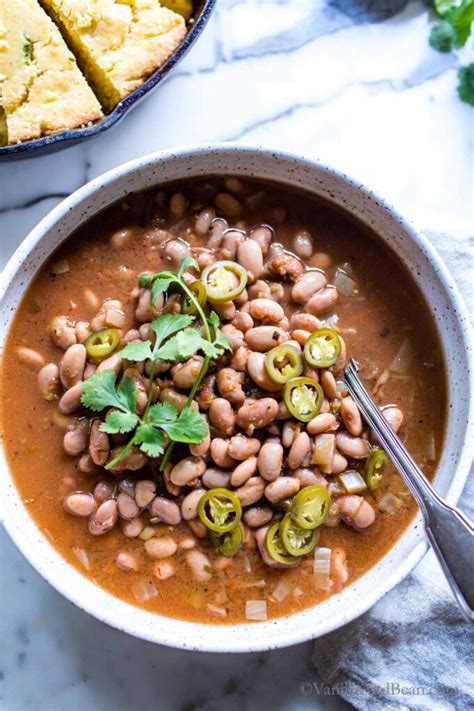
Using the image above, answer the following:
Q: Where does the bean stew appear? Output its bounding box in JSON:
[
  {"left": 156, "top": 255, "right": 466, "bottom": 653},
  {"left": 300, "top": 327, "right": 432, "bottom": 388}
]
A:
[{"left": 1, "top": 177, "right": 446, "bottom": 623}]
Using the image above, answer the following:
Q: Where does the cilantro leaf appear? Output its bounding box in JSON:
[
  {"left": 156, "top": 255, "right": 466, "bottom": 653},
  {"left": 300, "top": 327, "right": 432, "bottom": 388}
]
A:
[
  {"left": 152, "top": 277, "right": 175, "bottom": 305},
  {"left": 458, "top": 63, "right": 474, "bottom": 105},
  {"left": 151, "top": 313, "right": 194, "bottom": 353},
  {"left": 159, "top": 407, "right": 208, "bottom": 444},
  {"left": 449, "top": 0, "right": 474, "bottom": 47},
  {"left": 148, "top": 401, "right": 179, "bottom": 427},
  {"left": 156, "top": 327, "right": 207, "bottom": 361},
  {"left": 430, "top": 20, "right": 456, "bottom": 51},
  {"left": 81, "top": 371, "right": 129, "bottom": 413},
  {"left": 118, "top": 340, "right": 153, "bottom": 362},
  {"left": 134, "top": 424, "right": 166, "bottom": 457},
  {"left": 100, "top": 410, "right": 139, "bottom": 434},
  {"left": 434, "top": 0, "right": 458, "bottom": 15},
  {"left": 177, "top": 256, "right": 200, "bottom": 278},
  {"left": 116, "top": 377, "right": 137, "bottom": 413}
]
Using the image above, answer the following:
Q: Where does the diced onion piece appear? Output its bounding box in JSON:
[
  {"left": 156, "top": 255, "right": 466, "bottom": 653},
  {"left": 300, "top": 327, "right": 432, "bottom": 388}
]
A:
[
  {"left": 390, "top": 339, "right": 414, "bottom": 374},
  {"left": 377, "top": 492, "right": 401, "bottom": 514},
  {"left": 271, "top": 581, "right": 291, "bottom": 602},
  {"left": 312, "top": 434, "right": 335, "bottom": 469},
  {"left": 313, "top": 547, "right": 332, "bottom": 591},
  {"left": 339, "top": 470, "right": 367, "bottom": 494},
  {"left": 242, "top": 555, "right": 252, "bottom": 573},
  {"left": 72, "top": 547, "right": 90, "bottom": 570},
  {"left": 51, "top": 259, "right": 69, "bottom": 275},
  {"left": 132, "top": 578, "right": 158, "bottom": 602},
  {"left": 207, "top": 604, "right": 227, "bottom": 617},
  {"left": 105, "top": 308, "right": 125, "bottom": 328},
  {"left": 333, "top": 268, "right": 357, "bottom": 297},
  {"left": 239, "top": 580, "right": 266, "bottom": 589},
  {"left": 139, "top": 526, "right": 156, "bottom": 541},
  {"left": 322, "top": 313, "right": 339, "bottom": 328},
  {"left": 293, "top": 586, "right": 305, "bottom": 599},
  {"left": 246, "top": 600, "right": 267, "bottom": 621},
  {"left": 335, "top": 379, "right": 347, "bottom": 395}
]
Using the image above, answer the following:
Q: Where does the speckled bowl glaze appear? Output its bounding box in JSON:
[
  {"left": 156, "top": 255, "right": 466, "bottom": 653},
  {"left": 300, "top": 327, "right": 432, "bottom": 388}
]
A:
[{"left": 1, "top": 146, "right": 472, "bottom": 652}]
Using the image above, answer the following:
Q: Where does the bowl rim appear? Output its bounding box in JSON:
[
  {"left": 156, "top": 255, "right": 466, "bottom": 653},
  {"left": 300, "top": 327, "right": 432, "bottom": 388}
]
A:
[
  {"left": 1, "top": 144, "right": 473, "bottom": 652},
  {"left": 0, "top": 0, "right": 216, "bottom": 159}
]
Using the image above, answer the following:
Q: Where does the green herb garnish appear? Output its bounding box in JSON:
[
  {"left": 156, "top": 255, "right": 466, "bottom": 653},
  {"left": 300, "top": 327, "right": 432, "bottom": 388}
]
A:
[
  {"left": 22, "top": 37, "right": 34, "bottom": 66},
  {"left": 81, "top": 257, "right": 231, "bottom": 470},
  {"left": 429, "top": 1, "right": 474, "bottom": 104}
]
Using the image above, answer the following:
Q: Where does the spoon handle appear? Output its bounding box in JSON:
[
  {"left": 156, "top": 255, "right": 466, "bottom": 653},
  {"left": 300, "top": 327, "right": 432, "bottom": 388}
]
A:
[{"left": 344, "top": 359, "right": 474, "bottom": 622}]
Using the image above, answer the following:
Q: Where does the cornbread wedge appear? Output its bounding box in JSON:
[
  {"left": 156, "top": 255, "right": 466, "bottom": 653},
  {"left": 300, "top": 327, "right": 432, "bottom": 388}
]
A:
[
  {"left": 40, "top": 0, "right": 187, "bottom": 111},
  {"left": 0, "top": 0, "right": 103, "bottom": 145}
]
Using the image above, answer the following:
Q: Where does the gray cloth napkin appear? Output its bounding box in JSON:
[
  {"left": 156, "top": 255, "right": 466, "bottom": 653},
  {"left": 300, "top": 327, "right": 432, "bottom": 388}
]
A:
[{"left": 313, "top": 231, "right": 474, "bottom": 710}]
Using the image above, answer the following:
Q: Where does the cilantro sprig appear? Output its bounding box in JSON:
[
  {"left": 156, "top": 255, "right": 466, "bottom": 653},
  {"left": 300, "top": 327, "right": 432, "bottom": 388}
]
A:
[
  {"left": 80, "top": 257, "right": 231, "bottom": 470},
  {"left": 429, "top": 0, "right": 474, "bottom": 105}
]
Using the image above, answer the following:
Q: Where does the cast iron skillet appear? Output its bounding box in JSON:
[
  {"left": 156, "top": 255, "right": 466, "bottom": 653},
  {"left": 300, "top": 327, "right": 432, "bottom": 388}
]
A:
[{"left": 0, "top": 0, "right": 216, "bottom": 161}]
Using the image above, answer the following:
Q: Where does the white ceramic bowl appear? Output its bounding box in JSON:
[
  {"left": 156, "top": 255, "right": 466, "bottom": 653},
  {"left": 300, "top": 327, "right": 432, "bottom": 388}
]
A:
[{"left": 1, "top": 145, "right": 472, "bottom": 652}]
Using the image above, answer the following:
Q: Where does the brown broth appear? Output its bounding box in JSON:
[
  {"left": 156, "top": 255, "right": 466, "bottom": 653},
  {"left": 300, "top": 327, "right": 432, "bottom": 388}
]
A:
[{"left": 1, "top": 178, "right": 446, "bottom": 623}]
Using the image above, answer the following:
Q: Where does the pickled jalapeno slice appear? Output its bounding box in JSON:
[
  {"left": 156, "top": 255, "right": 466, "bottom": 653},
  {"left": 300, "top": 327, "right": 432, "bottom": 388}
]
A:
[
  {"left": 283, "top": 376, "right": 324, "bottom": 422},
  {"left": 304, "top": 328, "right": 341, "bottom": 368},
  {"left": 197, "top": 488, "right": 242, "bottom": 533},
  {"left": 265, "top": 343, "right": 304, "bottom": 385},
  {"left": 201, "top": 261, "right": 247, "bottom": 303},
  {"left": 85, "top": 328, "right": 121, "bottom": 361}
]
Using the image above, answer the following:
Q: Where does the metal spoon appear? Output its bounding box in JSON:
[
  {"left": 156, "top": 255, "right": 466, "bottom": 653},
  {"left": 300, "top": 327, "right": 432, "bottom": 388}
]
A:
[{"left": 343, "top": 358, "right": 474, "bottom": 622}]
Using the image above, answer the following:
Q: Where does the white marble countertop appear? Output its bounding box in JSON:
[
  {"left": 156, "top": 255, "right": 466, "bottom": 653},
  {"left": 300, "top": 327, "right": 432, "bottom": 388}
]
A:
[{"left": 0, "top": 1, "right": 472, "bottom": 709}]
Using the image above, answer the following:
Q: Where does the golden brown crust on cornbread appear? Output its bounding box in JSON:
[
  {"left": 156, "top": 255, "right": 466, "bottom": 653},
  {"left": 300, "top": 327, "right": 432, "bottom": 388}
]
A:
[
  {"left": 40, "top": 0, "right": 187, "bottom": 111},
  {"left": 0, "top": 0, "right": 103, "bottom": 145}
]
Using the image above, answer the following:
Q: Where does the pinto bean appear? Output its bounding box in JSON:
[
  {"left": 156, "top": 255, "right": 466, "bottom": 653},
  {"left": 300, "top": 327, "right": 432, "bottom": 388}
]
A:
[
  {"left": 215, "top": 192, "right": 242, "bottom": 218},
  {"left": 16, "top": 346, "right": 45, "bottom": 370},
  {"left": 196, "top": 374, "right": 216, "bottom": 411},
  {"left": 59, "top": 343, "right": 87, "bottom": 390},
  {"left": 63, "top": 419, "right": 89, "bottom": 456},
  {"left": 209, "top": 398, "right": 235, "bottom": 436},
  {"left": 236, "top": 398, "right": 279, "bottom": 432},
  {"left": 169, "top": 192, "right": 187, "bottom": 219},
  {"left": 172, "top": 356, "right": 204, "bottom": 389},
  {"left": 338, "top": 496, "right": 376, "bottom": 529},
  {"left": 257, "top": 441, "right": 283, "bottom": 481},
  {"left": 88, "top": 499, "right": 118, "bottom": 535},
  {"left": 38, "top": 363, "right": 60, "bottom": 401},
  {"left": 267, "top": 250, "right": 305, "bottom": 282},
  {"left": 290, "top": 312, "right": 322, "bottom": 332},
  {"left": 333, "top": 336, "right": 347, "bottom": 373},
  {"left": 180, "top": 489, "right": 206, "bottom": 521},
  {"left": 150, "top": 497, "right": 182, "bottom": 524},
  {"left": 307, "top": 413, "right": 338, "bottom": 435},
  {"left": 249, "top": 298, "right": 284, "bottom": 323},
  {"left": 170, "top": 456, "right": 206, "bottom": 486},
  {"left": 265, "top": 477, "right": 300, "bottom": 503},
  {"left": 291, "top": 270, "right": 327, "bottom": 304},
  {"left": 331, "top": 452, "right": 348, "bottom": 474},
  {"left": 232, "top": 311, "right": 254, "bottom": 333},
  {"left": 202, "top": 467, "right": 231, "bottom": 488},
  {"left": 96, "top": 354, "right": 123, "bottom": 375},
  {"left": 237, "top": 239, "right": 263, "bottom": 284},
  {"left": 341, "top": 397, "right": 363, "bottom": 436},
  {"left": 190, "top": 429, "right": 211, "bottom": 457},
  {"left": 163, "top": 239, "right": 190, "bottom": 270},
  {"left": 307, "top": 287, "right": 339, "bottom": 316},
  {"left": 245, "top": 326, "right": 288, "bottom": 352},
  {"left": 117, "top": 493, "right": 140, "bottom": 520},
  {"left": 282, "top": 420, "right": 301, "bottom": 448},
  {"left": 221, "top": 324, "right": 244, "bottom": 351},
  {"left": 246, "top": 352, "right": 281, "bottom": 393},
  {"left": 216, "top": 368, "right": 245, "bottom": 406},
  {"left": 89, "top": 419, "right": 110, "bottom": 466},
  {"left": 135, "top": 480, "right": 156, "bottom": 508},
  {"left": 294, "top": 468, "right": 328, "bottom": 488},
  {"left": 108, "top": 447, "right": 147, "bottom": 472},
  {"left": 63, "top": 492, "right": 97, "bottom": 517},
  {"left": 335, "top": 433, "right": 370, "bottom": 459},
  {"left": 210, "top": 438, "right": 237, "bottom": 468},
  {"left": 219, "top": 229, "right": 244, "bottom": 260},
  {"left": 292, "top": 329, "right": 311, "bottom": 346},
  {"left": 195, "top": 207, "right": 216, "bottom": 236},
  {"left": 230, "top": 456, "right": 258, "bottom": 487},
  {"left": 160, "top": 387, "right": 199, "bottom": 413},
  {"left": 58, "top": 382, "right": 84, "bottom": 414},
  {"left": 249, "top": 226, "right": 272, "bottom": 255},
  {"left": 186, "top": 549, "right": 213, "bottom": 581},
  {"left": 382, "top": 406, "right": 404, "bottom": 433},
  {"left": 293, "top": 230, "right": 314, "bottom": 259},
  {"left": 287, "top": 431, "right": 311, "bottom": 469},
  {"left": 135, "top": 288, "right": 161, "bottom": 323},
  {"left": 91, "top": 299, "right": 124, "bottom": 331},
  {"left": 213, "top": 300, "right": 236, "bottom": 321},
  {"left": 116, "top": 551, "right": 138, "bottom": 572},
  {"left": 243, "top": 506, "right": 273, "bottom": 528},
  {"left": 121, "top": 517, "right": 145, "bottom": 538},
  {"left": 248, "top": 280, "right": 271, "bottom": 300},
  {"left": 228, "top": 434, "right": 261, "bottom": 460},
  {"left": 75, "top": 321, "right": 91, "bottom": 344},
  {"left": 154, "top": 560, "right": 176, "bottom": 580},
  {"left": 145, "top": 537, "right": 178, "bottom": 559},
  {"left": 51, "top": 316, "right": 77, "bottom": 349},
  {"left": 93, "top": 480, "right": 114, "bottom": 503},
  {"left": 320, "top": 370, "right": 338, "bottom": 399},
  {"left": 235, "top": 477, "right": 265, "bottom": 506}
]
